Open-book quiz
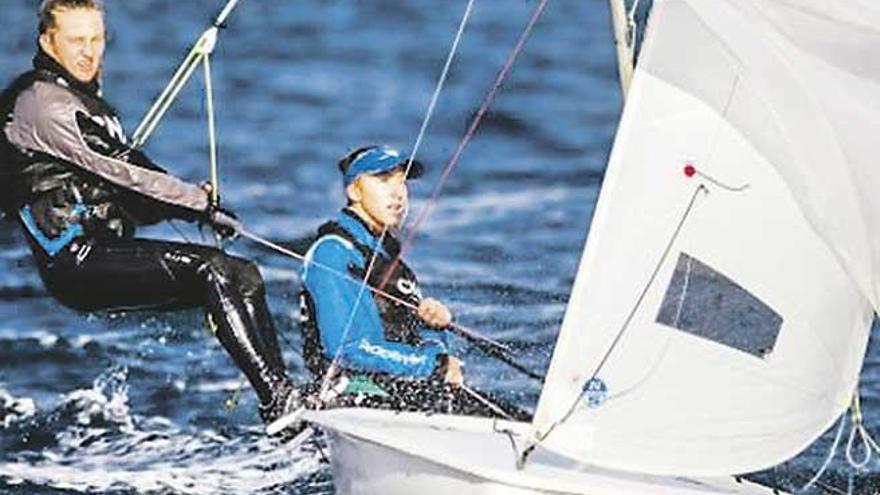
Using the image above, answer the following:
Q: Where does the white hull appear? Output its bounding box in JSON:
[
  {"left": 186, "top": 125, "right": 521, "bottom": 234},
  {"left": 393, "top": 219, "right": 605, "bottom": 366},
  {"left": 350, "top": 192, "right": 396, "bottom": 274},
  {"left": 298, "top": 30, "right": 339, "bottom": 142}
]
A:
[
  {"left": 306, "top": 409, "right": 789, "bottom": 495},
  {"left": 330, "top": 431, "right": 562, "bottom": 495}
]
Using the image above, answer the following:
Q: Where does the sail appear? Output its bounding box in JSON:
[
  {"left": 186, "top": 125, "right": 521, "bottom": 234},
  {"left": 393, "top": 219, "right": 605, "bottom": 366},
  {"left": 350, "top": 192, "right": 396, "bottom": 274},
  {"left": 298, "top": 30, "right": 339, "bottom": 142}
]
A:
[{"left": 531, "top": 0, "right": 880, "bottom": 477}]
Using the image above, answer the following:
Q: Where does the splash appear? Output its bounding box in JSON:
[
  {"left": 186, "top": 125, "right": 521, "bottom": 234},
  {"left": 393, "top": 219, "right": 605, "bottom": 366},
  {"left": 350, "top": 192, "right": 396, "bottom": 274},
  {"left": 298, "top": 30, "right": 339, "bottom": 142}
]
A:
[
  {"left": 0, "top": 388, "right": 36, "bottom": 429},
  {"left": 0, "top": 366, "right": 331, "bottom": 494},
  {"left": 56, "top": 364, "right": 134, "bottom": 431}
]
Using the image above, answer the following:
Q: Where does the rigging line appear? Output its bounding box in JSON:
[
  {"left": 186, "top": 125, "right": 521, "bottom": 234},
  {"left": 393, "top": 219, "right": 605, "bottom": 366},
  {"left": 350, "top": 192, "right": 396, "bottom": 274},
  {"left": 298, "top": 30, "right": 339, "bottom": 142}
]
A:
[
  {"left": 168, "top": 220, "right": 192, "bottom": 243},
  {"left": 627, "top": 0, "right": 641, "bottom": 22},
  {"left": 846, "top": 392, "right": 879, "bottom": 469},
  {"left": 379, "top": 0, "right": 552, "bottom": 290},
  {"left": 239, "top": 228, "right": 546, "bottom": 384},
  {"left": 470, "top": 339, "right": 544, "bottom": 383},
  {"left": 236, "top": 228, "right": 511, "bottom": 355},
  {"left": 626, "top": 0, "right": 641, "bottom": 46},
  {"left": 316, "top": 244, "right": 383, "bottom": 398},
  {"left": 588, "top": 185, "right": 707, "bottom": 384},
  {"left": 532, "top": 184, "right": 708, "bottom": 450},
  {"left": 204, "top": 54, "right": 220, "bottom": 205},
  {"left": 461, "top": 384, "right": 514, "bottom": 420},
  {"left": 317, "top": 0, "right": 478, "bottom": 393},
  {"left": 132, "top": 0, "right": 243, "bottom": 148},
  {"left": 133, "top": 29, "right": 216, "bottom": 148},
  {"left": 405, "top": 0, "right": 475, "bottom": 177},
  {"left": 214, "top": 0, "right": 243, "bottom": 27}
]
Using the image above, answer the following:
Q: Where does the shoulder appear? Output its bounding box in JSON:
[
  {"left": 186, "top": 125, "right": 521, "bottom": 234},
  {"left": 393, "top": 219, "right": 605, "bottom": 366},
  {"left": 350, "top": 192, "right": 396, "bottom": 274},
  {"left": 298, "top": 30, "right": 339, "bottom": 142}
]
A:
[
  {"left": 309, "top": 234, "right": 356, "bottom": 260},
  {"left": 306, "top": 233, "right": 360, "bottom": 267},
  {"left": 14, "top": 80, "right": 81, "bottom": 125},
  {"left": 303, "top": 233, "right": 361, "bottom": 282}
]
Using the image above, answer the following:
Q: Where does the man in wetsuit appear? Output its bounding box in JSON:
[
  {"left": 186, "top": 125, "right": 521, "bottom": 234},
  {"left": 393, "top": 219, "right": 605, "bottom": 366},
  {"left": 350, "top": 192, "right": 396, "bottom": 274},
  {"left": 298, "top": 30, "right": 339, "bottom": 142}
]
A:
[
  {"left": 0, "top": 0, "right": 298, "bottom": 426},
  {"left": 300, "top": 145, "right": 527, "bottom": 419}
]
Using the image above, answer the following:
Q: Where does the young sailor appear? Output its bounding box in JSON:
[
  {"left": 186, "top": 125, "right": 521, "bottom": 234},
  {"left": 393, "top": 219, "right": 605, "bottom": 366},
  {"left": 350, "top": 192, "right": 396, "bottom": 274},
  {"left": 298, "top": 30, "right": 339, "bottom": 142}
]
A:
[
  {"left": 0, "top": 0, "right": 298, "bottom": 426},
  {"left": 300, "top": 145, "right": 529, "bottom": 419}
]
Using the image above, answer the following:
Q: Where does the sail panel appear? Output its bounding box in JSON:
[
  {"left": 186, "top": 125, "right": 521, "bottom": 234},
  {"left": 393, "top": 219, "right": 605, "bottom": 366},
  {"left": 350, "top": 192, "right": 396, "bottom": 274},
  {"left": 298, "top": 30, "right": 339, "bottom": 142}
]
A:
[
  {"left": 655, "top": 253, "right": 784, "bottom": 359},
  {"left": 532, "top": 0, "right": 877, "bottom": 476}
]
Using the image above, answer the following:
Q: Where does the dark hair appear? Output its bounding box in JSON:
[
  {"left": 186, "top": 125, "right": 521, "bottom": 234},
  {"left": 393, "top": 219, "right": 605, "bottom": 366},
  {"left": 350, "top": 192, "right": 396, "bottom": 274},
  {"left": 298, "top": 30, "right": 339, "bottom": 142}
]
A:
[
  {"left": 337, "top": 145, "right": 378, "bottom": 175},
  {"left": 38, "top": 0, "right": 104, "bottom": 34}
]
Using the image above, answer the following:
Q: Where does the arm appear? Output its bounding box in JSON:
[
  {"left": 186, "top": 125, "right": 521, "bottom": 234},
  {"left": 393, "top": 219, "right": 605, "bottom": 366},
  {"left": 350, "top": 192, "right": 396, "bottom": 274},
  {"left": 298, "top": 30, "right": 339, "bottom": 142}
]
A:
[
  {"left": 303, "top": 237, "right": 448, "bottom": 378},
  {"left": 5, "top": 82, "right": 209, "bottom": 220}
]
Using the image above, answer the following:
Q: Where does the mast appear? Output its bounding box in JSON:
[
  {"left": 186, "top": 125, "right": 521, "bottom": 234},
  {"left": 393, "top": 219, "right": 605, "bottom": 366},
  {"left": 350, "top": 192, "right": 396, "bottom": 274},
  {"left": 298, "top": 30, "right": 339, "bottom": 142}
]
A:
[{"left": 608, "top": 0, "right": 635, "bottom": 101}]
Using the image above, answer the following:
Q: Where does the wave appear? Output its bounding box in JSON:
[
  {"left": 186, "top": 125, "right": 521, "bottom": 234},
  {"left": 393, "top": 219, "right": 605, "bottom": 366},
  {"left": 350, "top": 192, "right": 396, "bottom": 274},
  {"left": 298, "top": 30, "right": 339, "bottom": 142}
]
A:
[{"left": 0, "top": 367, "right": 330, "bottom": 494}]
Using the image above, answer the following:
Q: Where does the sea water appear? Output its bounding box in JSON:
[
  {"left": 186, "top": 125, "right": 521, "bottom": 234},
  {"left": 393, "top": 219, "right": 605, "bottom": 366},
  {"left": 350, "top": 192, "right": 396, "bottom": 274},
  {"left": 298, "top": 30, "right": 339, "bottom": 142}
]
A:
[{"left": 0, "top": 1, "right": 877, "bottom": 493}]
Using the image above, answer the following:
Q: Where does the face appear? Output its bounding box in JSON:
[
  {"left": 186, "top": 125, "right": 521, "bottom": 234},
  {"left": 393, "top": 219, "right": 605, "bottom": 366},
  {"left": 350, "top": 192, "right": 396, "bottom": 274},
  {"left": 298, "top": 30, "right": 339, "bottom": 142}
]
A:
[
  {"left": 39, "top": 8, "right": 106, "bottom": 83},
  {"left": 347, "top": 169, "right": 409, "bottom": 232}
]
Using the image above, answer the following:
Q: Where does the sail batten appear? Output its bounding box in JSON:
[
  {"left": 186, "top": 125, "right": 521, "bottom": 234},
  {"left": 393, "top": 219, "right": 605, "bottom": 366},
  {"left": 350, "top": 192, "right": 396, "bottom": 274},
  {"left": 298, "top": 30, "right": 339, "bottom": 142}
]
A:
[{"left": 532, "top": 0, "right": 877, "bottom": 476}]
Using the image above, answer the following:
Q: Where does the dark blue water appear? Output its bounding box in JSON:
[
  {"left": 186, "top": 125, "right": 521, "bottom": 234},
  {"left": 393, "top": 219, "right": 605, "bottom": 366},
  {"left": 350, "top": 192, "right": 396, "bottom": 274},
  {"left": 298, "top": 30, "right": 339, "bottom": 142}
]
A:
[{"left": 0, "top": 1, "right": 878, "bottom": 493}]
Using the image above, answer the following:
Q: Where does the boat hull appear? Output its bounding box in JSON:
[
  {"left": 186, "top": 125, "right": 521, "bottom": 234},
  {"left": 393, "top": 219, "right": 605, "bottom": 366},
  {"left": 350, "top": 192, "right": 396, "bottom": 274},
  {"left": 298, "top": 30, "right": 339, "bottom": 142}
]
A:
[
  {"left": 330, "top": 430, "right": 563, "bottom": 495},
  {"left": 307, "top": 409, "right": 789, "bottom": 495}
]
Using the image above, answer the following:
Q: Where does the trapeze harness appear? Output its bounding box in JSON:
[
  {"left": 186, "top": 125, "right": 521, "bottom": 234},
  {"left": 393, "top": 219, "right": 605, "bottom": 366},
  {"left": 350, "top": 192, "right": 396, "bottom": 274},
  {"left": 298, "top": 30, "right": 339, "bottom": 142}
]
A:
[{"left": 0, "top": 50, "right": 293, "bottom": 416}]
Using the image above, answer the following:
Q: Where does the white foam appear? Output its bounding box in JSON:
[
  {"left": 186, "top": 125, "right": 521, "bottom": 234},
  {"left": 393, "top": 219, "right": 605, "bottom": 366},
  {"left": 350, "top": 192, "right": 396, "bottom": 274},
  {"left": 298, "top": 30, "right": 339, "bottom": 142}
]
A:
[
  {"left": 0, "top": 433, "right": 326, "bottom": 495},
  {"left": 0, "top": 388, "right": 36, "bottom": 428}
]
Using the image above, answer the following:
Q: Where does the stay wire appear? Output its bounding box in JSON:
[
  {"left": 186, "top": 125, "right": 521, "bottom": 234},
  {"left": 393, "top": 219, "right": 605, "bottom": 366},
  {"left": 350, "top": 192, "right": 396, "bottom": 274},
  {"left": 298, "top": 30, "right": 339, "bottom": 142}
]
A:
[
  {"left": 316, "top": 0, "right": 477, "bottom": 395},
  {"left": 204, "top": 53, "right": 220, "bottom": 206},
  {"left": 380, "top": 0, "right": 552, "bottom": 290},
  {"left": 405, "top": 0, "right": 475, "bottom": 178},
  {"left": 133, "top": 0, "right": 242, "bottom": 147}
]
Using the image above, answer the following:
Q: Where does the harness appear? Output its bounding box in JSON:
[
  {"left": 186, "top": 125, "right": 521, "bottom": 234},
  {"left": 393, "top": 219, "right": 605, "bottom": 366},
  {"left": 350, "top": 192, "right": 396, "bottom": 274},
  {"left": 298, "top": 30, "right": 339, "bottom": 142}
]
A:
[
  {"left": 0, "top": 70, "right": 53, "bottom": 217},
  {"left": 1, "top": 68, "right": 126, "bottom": 256},
  {"left": 299, "top": 217, "right": 424, "bottom": 377}
]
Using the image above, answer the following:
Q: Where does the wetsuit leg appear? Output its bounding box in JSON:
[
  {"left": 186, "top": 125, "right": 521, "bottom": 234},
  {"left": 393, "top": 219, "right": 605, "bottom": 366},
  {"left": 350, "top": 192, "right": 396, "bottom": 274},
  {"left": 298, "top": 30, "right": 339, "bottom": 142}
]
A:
[{"left": 37, "top": 237, "right": 292, "bottom": 409}]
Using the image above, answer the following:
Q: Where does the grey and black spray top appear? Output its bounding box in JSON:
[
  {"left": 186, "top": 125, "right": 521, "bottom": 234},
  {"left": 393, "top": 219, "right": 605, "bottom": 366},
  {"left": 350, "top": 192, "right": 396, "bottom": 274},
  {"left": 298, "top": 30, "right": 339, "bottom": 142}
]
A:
[{"left": 0, "top": 49, "right": 209, "bottom": 246}]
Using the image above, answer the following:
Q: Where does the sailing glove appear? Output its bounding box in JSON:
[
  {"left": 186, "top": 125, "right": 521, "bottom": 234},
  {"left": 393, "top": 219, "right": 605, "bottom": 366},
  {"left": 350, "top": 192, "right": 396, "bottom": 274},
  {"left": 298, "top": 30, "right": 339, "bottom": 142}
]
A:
[{"left": 209, "top": 205, "right": 241, "bottom": 238}]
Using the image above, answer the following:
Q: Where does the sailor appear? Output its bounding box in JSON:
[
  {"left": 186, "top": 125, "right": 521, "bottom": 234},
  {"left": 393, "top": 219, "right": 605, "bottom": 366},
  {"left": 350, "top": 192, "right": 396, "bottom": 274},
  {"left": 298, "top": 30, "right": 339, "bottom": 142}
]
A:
[
  {"left": 0, "top": 0, "right": 298, "bottom": 427},
  {"left": 300, "top": 145, "right": 528, "bottom": 419}
]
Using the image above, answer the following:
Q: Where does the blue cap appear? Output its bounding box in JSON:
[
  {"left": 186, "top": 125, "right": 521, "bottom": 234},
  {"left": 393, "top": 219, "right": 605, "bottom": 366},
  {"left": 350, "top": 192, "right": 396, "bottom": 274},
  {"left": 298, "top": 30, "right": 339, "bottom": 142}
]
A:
[{"left": 342, "top": 146, "right": 424, "bottom": 186}]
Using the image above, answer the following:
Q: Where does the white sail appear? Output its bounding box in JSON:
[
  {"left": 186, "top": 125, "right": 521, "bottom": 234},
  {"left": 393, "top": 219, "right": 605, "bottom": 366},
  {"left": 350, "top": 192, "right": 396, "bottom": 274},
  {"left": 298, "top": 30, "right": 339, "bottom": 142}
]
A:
[{"left": 532, "top": 0, "right": 880, "bottom": 476}]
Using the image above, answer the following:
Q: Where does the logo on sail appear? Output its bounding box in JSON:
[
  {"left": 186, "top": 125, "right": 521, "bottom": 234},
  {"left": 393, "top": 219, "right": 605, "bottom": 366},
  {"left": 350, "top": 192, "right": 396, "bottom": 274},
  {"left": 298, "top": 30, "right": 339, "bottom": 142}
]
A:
[{"left": 582, "top": 377, "right": 608, "bottom": 409}]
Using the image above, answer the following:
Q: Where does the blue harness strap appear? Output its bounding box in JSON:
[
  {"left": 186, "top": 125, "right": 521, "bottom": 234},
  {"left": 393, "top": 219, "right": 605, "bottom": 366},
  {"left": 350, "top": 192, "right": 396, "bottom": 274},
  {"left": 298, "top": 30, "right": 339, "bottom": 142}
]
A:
[{"left": 18, "top": 204, "right": 86, "bottom": 257}]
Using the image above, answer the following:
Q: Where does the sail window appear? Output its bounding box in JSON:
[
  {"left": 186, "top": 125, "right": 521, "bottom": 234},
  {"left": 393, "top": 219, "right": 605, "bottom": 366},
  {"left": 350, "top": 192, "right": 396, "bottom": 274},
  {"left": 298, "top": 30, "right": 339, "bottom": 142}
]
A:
[{"left": 656, "top": 253, "right": 782, "bottom": 358}]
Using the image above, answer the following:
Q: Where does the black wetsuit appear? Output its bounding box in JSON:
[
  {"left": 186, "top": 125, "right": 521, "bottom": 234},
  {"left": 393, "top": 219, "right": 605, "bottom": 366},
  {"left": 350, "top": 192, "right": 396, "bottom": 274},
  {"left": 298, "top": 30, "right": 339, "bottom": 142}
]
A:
[{"left": 0, "top": 50, "right": 294, "bottom": 421}]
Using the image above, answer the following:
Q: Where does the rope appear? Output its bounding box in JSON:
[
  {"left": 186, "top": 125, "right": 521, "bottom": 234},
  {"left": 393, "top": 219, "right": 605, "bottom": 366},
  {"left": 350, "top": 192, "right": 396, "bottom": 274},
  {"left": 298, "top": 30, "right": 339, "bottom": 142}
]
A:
[
  {"left": 237, "top": 228, "right": 511, "bottom": 355},
  {"left": 132, "top": 27, "right": 218, "bottom": 148},
  {"left": 315, "top": 0, "right": 477, "bottom": 395},
  {"left": 626, "top": 0, "right": 640, "bottom": 46},
  {"left": 132, "top": 0, "right": 243, "bottom": 148},
  {"left": 461, "top": 384, "right": 513, "bottom": 420},
  {"left": 214, "top": 0, "right": 243, "bottom": 27},
  {"left": 204, "top": 54, "right": 220, "bottom": 205},
  {"left": 405, "top": 0, "right": 475, "bottom": 177},
  {"left": 800, "top": 413, "right": 847, "bottom": 492},
  {"left": 845, "top": 392, "right": 880, "bottom": 469},
  {"left": 586, "top": 185, "right": 706, "bottom": 382},
  {"left": 316, "top": 246, "right": 381, "bottom": 397},
  {"left": 168, "top": 220, "right": 192, "bottom": 243},
  {"left": 798, "top": 391, "right": 880, "bottom": 493},
  {"left": 380, "top": 0, "right": 552, "bottom": 290}
]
